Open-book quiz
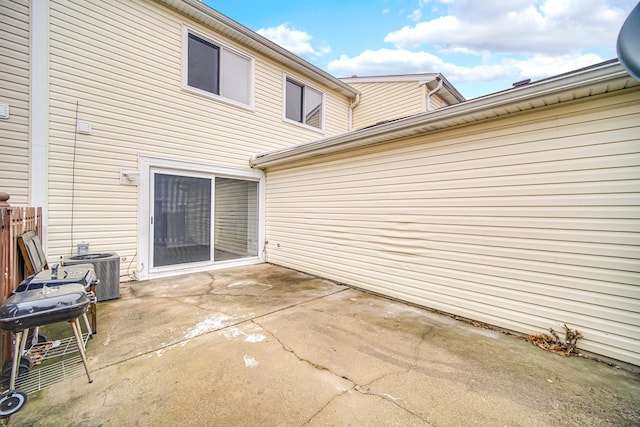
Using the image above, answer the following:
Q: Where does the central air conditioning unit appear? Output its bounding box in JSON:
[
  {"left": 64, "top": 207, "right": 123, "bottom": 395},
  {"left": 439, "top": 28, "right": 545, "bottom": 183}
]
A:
[{"left": 63, "top": 252, "right": 120, "bottom": 301}]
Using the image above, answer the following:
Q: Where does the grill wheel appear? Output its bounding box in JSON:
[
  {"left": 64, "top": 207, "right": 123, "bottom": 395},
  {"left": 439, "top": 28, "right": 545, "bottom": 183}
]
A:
[{"left": 0, "top": 390, "right": 27, "bottom": 417}]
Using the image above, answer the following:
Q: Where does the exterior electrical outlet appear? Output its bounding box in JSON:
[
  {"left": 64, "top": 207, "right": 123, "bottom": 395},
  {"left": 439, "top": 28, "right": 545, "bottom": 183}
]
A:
[{"left": 0, "top": 104, "right": 9, "bottom": 119}]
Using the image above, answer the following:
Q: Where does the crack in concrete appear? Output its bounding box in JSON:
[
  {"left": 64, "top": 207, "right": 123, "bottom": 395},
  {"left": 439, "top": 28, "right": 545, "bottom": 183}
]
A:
[
  {"left": 344, "top": 376, "right": 434, "bottom": 425},
  {"left": 344, "top": 323, "right": 435, "bottom": 425},
  {"left": 254, "top": 319, "right": 352, "bottom": 380},
  {"left": 377, "top": 391, "right": 433, "bottom": 425},
  {"left": 301, "top": 385, "right": 356, "bottom": 426},
  {"left": 254, "top": 319, "right": 359, "bottom": 426},
  {"left": 358, "top": 326, "right": 434, "bottom": 425},
  {"left": 91, "top": 287, "right": 350, "bottom": 372},
  {"left": 367, "top": 323, "right": 439, "bottom": 421},
  {"left": 255, "top": 318, "right": 435, "bottom": 426},
  {"left": 105, "top": 285, "right": 439, "bottom": 423}
]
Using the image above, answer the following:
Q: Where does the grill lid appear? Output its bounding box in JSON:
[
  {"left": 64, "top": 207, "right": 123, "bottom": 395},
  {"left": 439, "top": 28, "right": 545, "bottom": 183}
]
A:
[{"left": 0, "top": 284, "right": 90, "bottom": 332}]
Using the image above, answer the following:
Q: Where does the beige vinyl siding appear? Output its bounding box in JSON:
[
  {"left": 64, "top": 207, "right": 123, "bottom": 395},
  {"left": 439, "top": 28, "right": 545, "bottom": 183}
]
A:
[
  {"left": 429, "top": 93, "right": 445, "bottom": 110},
  {"left": 350, "top": 81, "right": 425, "bottom": 129},
  {"left": 264, "top": 88, "right": 640, "bottom": 365},
  {"left": 0, "top": 0, "right": 30, "bottom": 205},
  {"left": 45, "top": 0, "right": 351, "bottom": 270}
]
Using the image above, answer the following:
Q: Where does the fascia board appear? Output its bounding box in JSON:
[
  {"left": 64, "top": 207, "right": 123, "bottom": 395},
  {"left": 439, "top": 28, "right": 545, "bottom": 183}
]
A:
[
  {"left": 440, "top": 77, "right": 466, "bottom": 102},
  {"left": 251, "top": 61, "right": 633, "bottom": 168},
  {"left": 340, "top": 74, "right": 440, "bottom": 83}
]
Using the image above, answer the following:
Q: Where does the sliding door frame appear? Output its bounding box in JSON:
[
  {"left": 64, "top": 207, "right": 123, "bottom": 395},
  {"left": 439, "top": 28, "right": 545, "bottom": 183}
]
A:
[{"left": 138, "top": 156, "right": 265, "bottom": 280}]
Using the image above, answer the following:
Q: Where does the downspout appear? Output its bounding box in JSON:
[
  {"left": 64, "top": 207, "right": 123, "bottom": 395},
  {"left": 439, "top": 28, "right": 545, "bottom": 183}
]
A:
[
  {"left": 348, "top": 93, "right": 360, "bottom": 130},
  {"left": 426, "top": 77, "right": 442, "bottom": 111}
]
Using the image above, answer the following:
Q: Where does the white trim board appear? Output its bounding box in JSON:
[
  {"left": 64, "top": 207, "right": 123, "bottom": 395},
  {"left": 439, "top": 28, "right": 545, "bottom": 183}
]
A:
[{"left": 137, "top": 156, "right": 265, "bottom": 280}]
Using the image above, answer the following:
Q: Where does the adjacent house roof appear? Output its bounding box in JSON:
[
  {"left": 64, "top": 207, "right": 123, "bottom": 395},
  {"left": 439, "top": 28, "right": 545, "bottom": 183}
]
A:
[
  {"left": 157, "top": 0, "right": 359, "bottom": 97},
  {"left": 251, "top": 59, "right": 637, "bottom": 168},
  {"left": 340, "top": 73, "right": 466, "bottom": 106}
]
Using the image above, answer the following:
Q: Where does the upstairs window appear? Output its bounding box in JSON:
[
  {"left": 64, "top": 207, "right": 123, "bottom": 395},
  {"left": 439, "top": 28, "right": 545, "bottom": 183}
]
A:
[
  {"left": 285, "top": 77, "right": 324, "bottom": 130},
  {"left": 184, "top": 30, "right": 252, "bottom": 107}
]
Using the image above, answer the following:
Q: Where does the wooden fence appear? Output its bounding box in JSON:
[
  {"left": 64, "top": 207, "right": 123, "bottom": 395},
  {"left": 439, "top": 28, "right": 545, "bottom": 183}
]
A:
[{"left": 0, "top": 206, "right": 43, "bottom": 366}]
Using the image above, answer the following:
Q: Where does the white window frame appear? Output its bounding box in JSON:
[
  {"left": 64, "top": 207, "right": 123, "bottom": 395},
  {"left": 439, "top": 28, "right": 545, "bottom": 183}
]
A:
[
  {"left": 282, "top": 73, "right": 325, "bottom": 133},
  {"left": 139, "top": 156, "right": 265, "bottom": 280},
  {"left": 182, "top": 26, "right": 255, "bottom": 110}
]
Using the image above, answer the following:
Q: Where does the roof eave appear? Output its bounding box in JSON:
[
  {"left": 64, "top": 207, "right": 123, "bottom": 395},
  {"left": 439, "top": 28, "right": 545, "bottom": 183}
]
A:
[
  {"left": 440, "top": 76, "right": 466, "bottom": 103},
  {"left": 340, "top": 73, "right": 465, "bottom": 103},
  {"left": 156, "top": 0, "right": 359, "bottom": 97},
  {"left": 251, "top": 60, "right": 635, "bottom": 169}
]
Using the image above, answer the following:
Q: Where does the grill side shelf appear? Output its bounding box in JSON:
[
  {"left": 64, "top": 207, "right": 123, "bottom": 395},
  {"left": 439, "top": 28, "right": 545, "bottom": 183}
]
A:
[
  {"left": 11, "top": 356, "right": 86, "bottom": 395},
  {"left": 0, "top": 333, "right": 91, "bottom": 395}
]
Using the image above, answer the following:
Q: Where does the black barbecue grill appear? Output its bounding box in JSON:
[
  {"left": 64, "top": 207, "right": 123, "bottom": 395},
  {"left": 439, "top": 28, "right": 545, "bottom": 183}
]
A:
[
  {"left": 0, "top": 284, "right": 91, "bottom": 332},
  {"left": 0, "top": 264, "right": 94, "bottom": 416},
  {"left": 12, "top": 264, "right": 98, "bottom": 335}
]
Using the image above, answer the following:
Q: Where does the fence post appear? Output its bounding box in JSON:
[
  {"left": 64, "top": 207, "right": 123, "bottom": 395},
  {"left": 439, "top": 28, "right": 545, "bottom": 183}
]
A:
[
  {"left": 0, "top": 194, "right": 44, "bottom": 368},
  {"left": 0, "top": 193, "right": 12, "bottom": 367}
]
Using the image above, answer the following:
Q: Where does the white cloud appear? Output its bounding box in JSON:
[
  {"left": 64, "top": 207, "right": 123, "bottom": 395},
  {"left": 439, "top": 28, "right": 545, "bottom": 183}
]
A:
[
  {"left": 328, "top": 0, "right": 632, "bottom": 98},
  {"left": 408, "top": 8, "right": 423, "bottom": 21},
  {"left": 257, "top": 24, "right": 330, "bottom": 58},
  {"left": 328, "top": 48, "right": 604, "bottom": 85},
  {"left": 506, "top": 52, "right": 605, "bottom": 79},
  {"left": 328, "top": 48, "right": 517, "bottom": 81},
  {"left": 384, "top": 0, "right": 633, "bottom": 55},
  {"left": 328, "top": 48, "right": 444, "bottom": 76}
]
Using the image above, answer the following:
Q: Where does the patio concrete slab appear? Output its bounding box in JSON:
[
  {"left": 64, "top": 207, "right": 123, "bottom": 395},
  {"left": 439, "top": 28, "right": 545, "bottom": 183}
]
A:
[{"left": 8, "top": 263, "right": 640, "bottom": 426}]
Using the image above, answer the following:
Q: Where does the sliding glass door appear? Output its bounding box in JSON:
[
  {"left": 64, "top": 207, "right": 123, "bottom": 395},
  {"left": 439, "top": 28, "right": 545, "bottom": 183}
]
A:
[
  {"left": 214, "top": 177, "right": 258, "bottom": 261},
  {"left": 153, "top": 173, "right": 212, "bottom": 267},
  {"left": 151, "top": 171, "right": 258, "bottom": 269}
]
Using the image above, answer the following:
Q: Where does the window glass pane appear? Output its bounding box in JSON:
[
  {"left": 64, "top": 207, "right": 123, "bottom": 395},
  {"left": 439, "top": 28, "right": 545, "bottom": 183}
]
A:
[
  {"left": 285, "top": 79, "right": 303, "bottom": 122},
  {"left": 214, "top": 178, "right": 259, "bottom": 261},
  {"left": 188, "top": 34, "right": 219, "bottom": 94},
  {"left": 221, "top": 49, "right": 250, "bottom": 104},
  {"left": 153, "top": 174, "right": 211, "bottom": 267},
  {"left": 304, "top": 86, "right": 323, "bottom": 129}
]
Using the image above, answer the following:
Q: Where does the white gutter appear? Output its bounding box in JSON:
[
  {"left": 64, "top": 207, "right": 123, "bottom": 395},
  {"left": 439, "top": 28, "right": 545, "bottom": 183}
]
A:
[
  {"left": 426, "top": 77, "right": 442, "bottom": 111},
  {"left": 251, "top": 60, "right": 633, "bottom": 169},
  {"left": 348, "top": 93, "right": 360, "bottom": 131}
]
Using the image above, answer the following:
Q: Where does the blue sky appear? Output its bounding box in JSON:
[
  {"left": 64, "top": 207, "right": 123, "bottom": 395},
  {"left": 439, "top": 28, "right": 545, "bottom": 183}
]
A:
[{"left": 203, "top": 0, "right": 637, "bottom": 99}]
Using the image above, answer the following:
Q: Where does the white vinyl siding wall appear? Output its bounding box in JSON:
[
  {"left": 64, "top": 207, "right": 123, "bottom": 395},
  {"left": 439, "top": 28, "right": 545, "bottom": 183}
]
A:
[
  {"left": 45, "top": 0, "right": 351, "bottom": 270},
  {"left": 350, "top": 81, "right": 426, "bottom": 129},
  {"left": 264, "top": 89, "right": 640, "bottom": 365},
  {"left": 0, "top": 0, "right": 30, "bottom": 205}
]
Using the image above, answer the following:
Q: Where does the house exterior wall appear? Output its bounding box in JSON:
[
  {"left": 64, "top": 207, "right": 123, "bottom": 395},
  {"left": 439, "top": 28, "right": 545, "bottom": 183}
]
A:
[
  {"left": 428, "top": 93, "right": 445, "bottom": 110},
  {"left": 44, "top": 0, "right": 352, "bottom": 275},
  {"left": 263, "top": 88, "right": 640, "bottom": 365},
  {"left": 0, "top": 0, "right": 30, "bottom": 205},
  {"left": 349, "top": 81, "right": 446, "bottom": 129}
]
